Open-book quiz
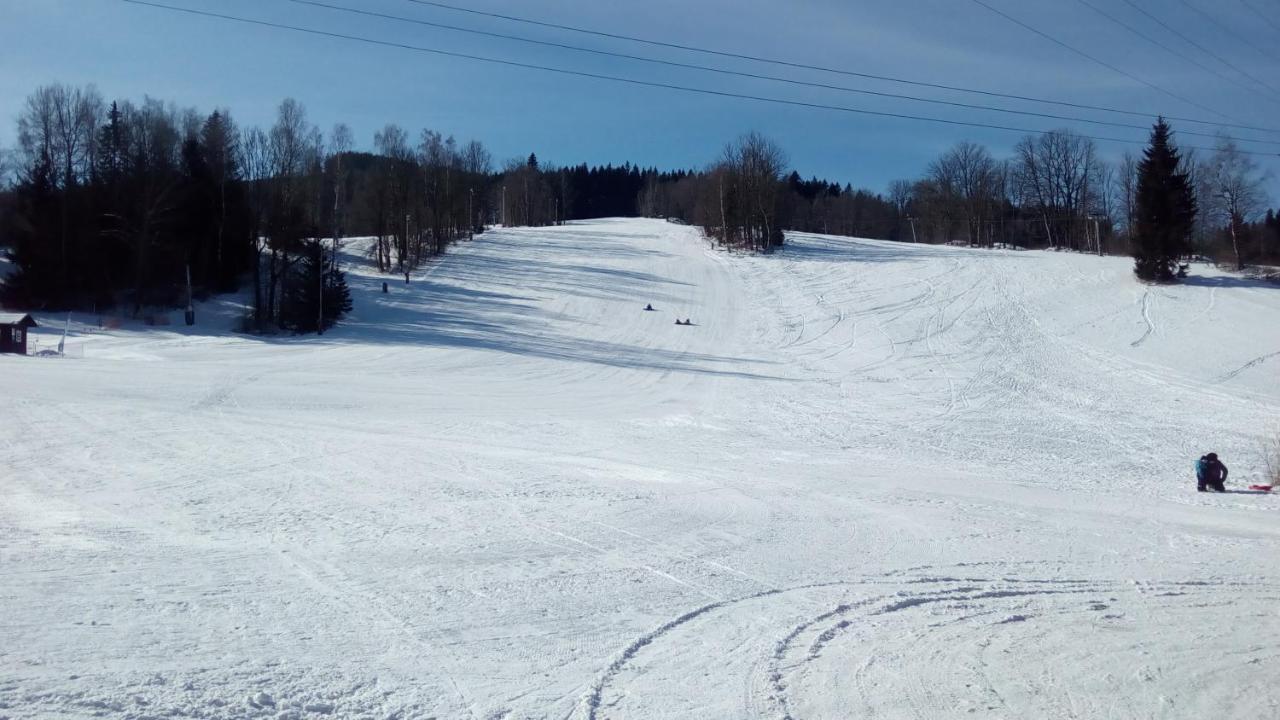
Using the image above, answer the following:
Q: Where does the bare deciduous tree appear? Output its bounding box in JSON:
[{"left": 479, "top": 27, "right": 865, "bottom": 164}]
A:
[
  {"left": 462, "top": 140, "right": 491, "bottom": 234},
  {"left": 0, "top": 144, "right": 11, "bottom": 188},
  {"left": 1116, "top": 152, "right": 1139, "bottom": 241},
  {"left": 888, "top": 179, "right": 913, "bottom": 217},
  {"left": 328, "top": 122, "right": 354, "bottom": 268},
  {"left": 117, "top": 98, "right": 182, "bottom": 315},
  {"left": 709, "top": 132, "right": 787, "bottom": 251},
  {"left": 261, "top": 99, "right": 319, "bottom": 320},
  {"left": 420, "top": 129, "right": 456, "bottom": 257},
  {"left": 1013, "top": 130, "right": 1100, "bottom": 250},
  {"left": 500, "top": 154, "right": 552, "bottom": 228},
  {"left": 373, "top": 124, "right": 414, "bottom": 275},
  {"left": 1204, "top": 137, "right": 1270, "bottom": 269},
  {"left": 16, "top": 83, "right": 104, "bottom": 296},
  {"left": 239, "top": 126, "right": 272, "bottom": 326},
  {"left": 929, "top": 141, "right": 1000, "bottom": 245},
  {"left": 17, "top": 83, "right": 103, "bottom": 188}
]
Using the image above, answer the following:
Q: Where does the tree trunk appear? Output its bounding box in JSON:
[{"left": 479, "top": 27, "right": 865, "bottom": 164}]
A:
[
  {"left": 278, "top": 250, "right": 289, "bottom": 325},
  {"left": 252, "top": 240, "right": 262, "bottom": 328},
  {"left": 133, "top": 215, "right": 150, "bottom": 319},
  {"left": 718, "top": 176, "right": 727, "bottom": 248},
  {"left": 267, "top": 249, "right": 278, "bottom": 325},
  {"left": 1230, "top": 217, "right": 1243, "bottom": 271},
  {"left": 216, "top": 178, "right": 226, "bottom": 283}
]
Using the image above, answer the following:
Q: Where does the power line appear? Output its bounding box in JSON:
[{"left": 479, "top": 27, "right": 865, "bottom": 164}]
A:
[
  {"left": 1177, "top": 0, "right": 1280, "bottom": 65},
  {"left": 285, "top": 0, "right": 1280, "bottom": 146},
  {"left": 968, "top": 0, "right": 1247, "bottom": 125},
  {"left": 116, "top": 0, "right": 1280, "bottom": 158},
  {"left": 1116, "top": 0, "right": 1280, "bottom": 100},
  {"left": 1073, "top": 0, "right": 1280, "bottom": 101},
  {"left": 1240, "top": 0, "right": 1280, "bottom": 35},
  {"left": 397, "top": 0, "right": 1280, "bottom": 136}
]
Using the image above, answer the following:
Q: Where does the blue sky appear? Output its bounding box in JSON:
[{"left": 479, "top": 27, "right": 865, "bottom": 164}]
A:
[{"left": 3, "top": 0, "right": 1279, "bottom": 195}]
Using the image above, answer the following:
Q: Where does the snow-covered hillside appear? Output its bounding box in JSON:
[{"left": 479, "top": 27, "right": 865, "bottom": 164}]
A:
[{"left": 3, "top": 218, "right": 1279, "bottom": 719}]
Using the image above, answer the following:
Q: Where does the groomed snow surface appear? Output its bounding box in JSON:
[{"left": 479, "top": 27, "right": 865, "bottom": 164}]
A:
[{"left": 3, "top": 218, "right": 1279, "bottom": 719}]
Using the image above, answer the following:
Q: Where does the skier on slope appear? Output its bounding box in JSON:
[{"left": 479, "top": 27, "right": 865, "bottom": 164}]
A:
[{"left": 1196, "top": 452, "right": 1228, "bottom": 493}]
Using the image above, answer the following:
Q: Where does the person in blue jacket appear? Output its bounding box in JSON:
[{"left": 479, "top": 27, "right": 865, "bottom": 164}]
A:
[{"left": 1196, "top": 452, "right": 1228, "bottom": 492}]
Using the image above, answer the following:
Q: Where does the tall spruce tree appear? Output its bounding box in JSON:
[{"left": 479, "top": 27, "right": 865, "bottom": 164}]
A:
[{"left": 1133, "top": 119, "right": 1197, "bottom": 281}]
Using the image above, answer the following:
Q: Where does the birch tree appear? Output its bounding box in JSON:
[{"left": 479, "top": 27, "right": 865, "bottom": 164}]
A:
[{"left": 1204, "top": 137, "right": 1269, "bottom": 270}]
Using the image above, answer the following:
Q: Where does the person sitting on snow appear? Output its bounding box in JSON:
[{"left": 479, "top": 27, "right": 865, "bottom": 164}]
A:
[
  {"left": 645, "top": 304, "right": 654, "bottom": 311},
  {"left": 1196, "top": 452, "right": 1228, "bottom": 492}
]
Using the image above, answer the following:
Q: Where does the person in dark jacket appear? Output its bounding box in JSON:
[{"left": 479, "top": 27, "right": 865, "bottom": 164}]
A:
[{"left": 1196, "top": 453, "right": 1228, "bottom": 492}]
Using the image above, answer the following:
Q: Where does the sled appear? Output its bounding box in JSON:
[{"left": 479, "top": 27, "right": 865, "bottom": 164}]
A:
[{"left": 1248, "top": 485, "right": 1274, "bottom": 492}]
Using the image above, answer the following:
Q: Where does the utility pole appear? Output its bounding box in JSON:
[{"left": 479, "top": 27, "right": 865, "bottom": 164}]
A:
[
  {"left": 468, "top": 188, "right": 474, "bottom": 240},
  {"left": 332, "top": 153, "right": 343, "bottom": 274},
  {"left": 718, "top": 174, "right": 726, "bottom": 247},
  {"left": 1093, "top": 216, "right": 1102, "bottom": 256},
  {"left": 501, "top": 185, "right": 507, "bottom": 226},
  {"left": 184, "top": 263, "right": 195, "bottom": 326},
  {"left": 907, "top": 215, "right": 918, "bottom": 243},
  {"left": 317, "top": 244, "right": 324, "bottom": 335},
  {"left": 404, "top": 213, "right": 411, "bottom": 283},
  {"left": 323, "top": 155, "right": 342, "bottom": 337}
]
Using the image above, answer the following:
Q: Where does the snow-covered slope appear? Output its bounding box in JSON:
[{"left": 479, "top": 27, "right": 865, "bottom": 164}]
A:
[{"left": 3, "top": 219, "right": 1278, "bottom": 719}]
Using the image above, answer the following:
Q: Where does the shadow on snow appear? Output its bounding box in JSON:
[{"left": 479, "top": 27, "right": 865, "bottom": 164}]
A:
[{"left": 214, "top": 227, "right": 783, "bottom": 381}]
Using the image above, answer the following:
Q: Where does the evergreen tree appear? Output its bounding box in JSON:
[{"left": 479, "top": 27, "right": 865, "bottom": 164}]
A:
[
  {"left": 95, "top": 102, "right": 126, "bottom": 185},
  {"left": 280, "top": 240, "right": 351, "bottom": 334},
  {"left": 199, "top": 110, "right": 247, "bottom": 290},
  {"left": 90, "top": 102, "right": 131, "bottom": 305},
  {"left": 177, "top": 133, "right": 216, "bottom": 289},
  {"left": 1, "top": 155, "right": 59, "bottom": 307},
  {"left": 1133, "top": 119, "right": 1197, "bottom": 281}
]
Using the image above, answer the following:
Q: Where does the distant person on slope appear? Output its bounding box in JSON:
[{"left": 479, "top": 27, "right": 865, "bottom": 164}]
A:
[{"left": 1196, "top": 453, "right": 1228, "bottom": 493}]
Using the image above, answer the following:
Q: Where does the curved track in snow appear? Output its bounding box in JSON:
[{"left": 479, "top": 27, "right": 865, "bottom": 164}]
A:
[{"left": 587, "top": 566, "right": 1280, "bottom": 719}]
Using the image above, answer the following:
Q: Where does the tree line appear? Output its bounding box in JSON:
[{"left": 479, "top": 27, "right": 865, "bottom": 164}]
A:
[
  {"left": 1, "top": 84, "right": 1274, "bottom": 329},
  {"left": 636, "top": 132, "right": 897, "bottom": 252},
  {"left": 0, "top": 86, "right": 360, "bottom": 331},
  {"left": 0, "top": 85, "right": 814, "bottom": 327},
  {"left": 878, "top": 125, "right": 1274, "bottom": 271},
  {"left": 637, "top": 126, "right": 1275, "bottom": 275},
  {"left": 0, "top": 85, "right": 886, "bottom": 321}
]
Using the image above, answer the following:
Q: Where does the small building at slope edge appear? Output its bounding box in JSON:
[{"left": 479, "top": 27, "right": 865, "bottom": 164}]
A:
[{"left": 0, "top": 313, "right": 37, "bottom": 355}]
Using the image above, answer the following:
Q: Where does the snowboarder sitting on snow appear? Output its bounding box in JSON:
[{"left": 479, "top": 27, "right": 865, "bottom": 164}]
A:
[
  {"left": 644, "top": 304, "right": 654, "bottom": 311},
  {"left": 1196, "top": 452, "right": 1228, "bottom": 492}
]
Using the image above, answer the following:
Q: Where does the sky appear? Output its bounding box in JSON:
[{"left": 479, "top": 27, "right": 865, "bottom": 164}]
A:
[{"left": 2, "top": 0, "right": 1279, "bottom": 197}]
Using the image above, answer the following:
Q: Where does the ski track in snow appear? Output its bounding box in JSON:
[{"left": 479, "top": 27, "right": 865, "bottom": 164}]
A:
[
  {"left": 1131, "top": 288, "right": 1156, "bottom": 348},
  {"left": 1220, "top": 349, "right": 1280, "bottom": 382},
  {"left": 2, "top": 219, "right": 1279, "bottom": 719},
  {"left": 585, "top": 568, "right": 1280, "bottom": 719}
]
